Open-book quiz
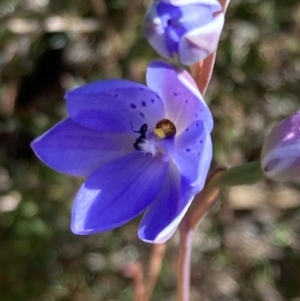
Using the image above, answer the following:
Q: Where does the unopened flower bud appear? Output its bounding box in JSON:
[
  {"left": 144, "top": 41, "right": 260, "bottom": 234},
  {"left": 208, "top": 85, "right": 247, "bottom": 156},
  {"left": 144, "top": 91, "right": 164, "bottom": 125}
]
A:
[
  {"left": 261, "top": 111, "right": 300, "bottom": 181},
  {"left": 143, "top": 0, "right": 224, "bottom": 65}
]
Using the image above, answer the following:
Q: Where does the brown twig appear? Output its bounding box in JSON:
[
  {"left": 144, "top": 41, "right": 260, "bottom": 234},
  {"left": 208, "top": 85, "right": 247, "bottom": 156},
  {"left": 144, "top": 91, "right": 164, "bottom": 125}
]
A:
[
  {"left": 144, "top": 243, "right": 166, "bottom": 301},
  {"left": 123, "top": 243, "right": 166, "bottom": 301},
  {"left": 123, "top": 262, "right": 146, "bottom": 301}
]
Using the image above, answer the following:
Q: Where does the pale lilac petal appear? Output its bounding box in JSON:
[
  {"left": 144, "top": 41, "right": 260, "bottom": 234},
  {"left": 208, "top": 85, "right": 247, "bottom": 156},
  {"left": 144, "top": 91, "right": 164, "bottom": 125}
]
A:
[
  {"left": 146, "top": 2, "right": 215, "bottom": 59},
  {"left": 31, "top": 118, "right": 135, "bottom": 176},
  {"left": 144, "top": 5, "right": 171, "bottom": 58},
  {"left": 161, "top": 0, "right": 222, "bottom": 12},
  {"left": 174, "top": 5, "right": 213, "bottom": 28},
  {"left": 144, "top": 0, "right": 223, "bottom": 65},
  {"left": 173, "top": 120, "right": 212, "bottom": 190},
  {"left": 262, "top": 111, "right": 300, "bottom": 152},
  {"left": 66, "top": 80, "right": 165, "bottom": 133},
  {"left": 261, "top": 111, "right": 300, "bottom": 181},
  {"left": 262, "top": 148, "right": 300, "bottom": 181},
  {"left": 138, "top": 163, "right": 195, "bottom": 243},
  {"left": 179, "top": 13, "right": 224, "bottom": 65},
  {"left": 146, "top": 60, "right": 213, "bottom": 132},
  {"left": 71, "top": 152, "right": 169, "bottom": 234}
]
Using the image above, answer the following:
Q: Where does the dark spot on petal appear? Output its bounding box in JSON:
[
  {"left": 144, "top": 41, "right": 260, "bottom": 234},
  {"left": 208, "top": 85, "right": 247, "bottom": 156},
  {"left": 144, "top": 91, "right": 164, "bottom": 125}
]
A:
[
  {"left": 140, "top": 88, "right": 144, "bottom": 90},
  {"left": 185, "top": 100, "right": 188, "bottom": 103},
  {"left": 139, "top": 111, "right": 145, "bottom": 118},
  {"left": 195, "top": 114, "right": 198, "bottom": 118},
  {"left": 115, "top": 94, "right": 118, "bottom": 97},
  {"left": 130, "top": 104, "right": 136, "bottom": 109},
  {"left": 200, "top": 140, "right": 203, "bottom": 144},
  {"left": 200, "top": 109, "right": 203, "bottom": 112},
  {"left": 156, "top": 95, "right": 160, "bottom": 98},
  {"left": 196, "top": 123, "right": 199, "bottom": 127},
  {"left": 197, "top": 152, "right": 200, "bottom": 156},
  {"left": 151, "top": 98, "right": 155, "bottom": 103},
  {"left": 186, "top": 128, "right": 189, "bottom": 132},
  {"left": 186, "top": 148, "right": 191, "bottom": 152},
  {"left": 174, "top": 92, "right": 178, "bottom": 96},
  {"left": 142, "top": 101, "right": 146, "bottom": 107}
]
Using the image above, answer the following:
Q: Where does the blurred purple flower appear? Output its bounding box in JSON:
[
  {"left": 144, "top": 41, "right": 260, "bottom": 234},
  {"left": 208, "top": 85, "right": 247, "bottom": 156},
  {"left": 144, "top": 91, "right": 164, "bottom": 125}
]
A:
[
  {"left": 261, "top": 111, "right": 300, "bottom": 181},
  {"left": 144, "top": 0, "right": 224, "bottom": 65},
  {"left": 31, "top": 60, "right": 213, "bottom": 243}
]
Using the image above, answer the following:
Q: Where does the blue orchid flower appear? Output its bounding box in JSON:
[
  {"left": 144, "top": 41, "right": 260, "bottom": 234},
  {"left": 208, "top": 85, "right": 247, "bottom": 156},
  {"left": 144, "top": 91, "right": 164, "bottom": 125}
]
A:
[
  {"left": 31, "top": 60, "right": 213, "bottom": 243},
  {"left": 261, "top": 111, "right": 300, "bottom": 182},
  {"left": 144, "top": 0, "right": 224, "bottom": 65}
]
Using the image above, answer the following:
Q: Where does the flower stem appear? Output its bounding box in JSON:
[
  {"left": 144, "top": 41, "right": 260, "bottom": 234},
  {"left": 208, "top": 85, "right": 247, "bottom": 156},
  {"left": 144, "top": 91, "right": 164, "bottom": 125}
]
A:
[
  {"left": 145, "top": 243, "right": 166, "bottom": 301},
  {"left": 190, "top": 0, "right": 231, "bottom": 95},
  {"left": 177, "top": 2, "right": 232, "bottom": 300},
  {"left": 176, "top": 161, "right": 264, "bottom": 300},
  {"left": 123, "top": 262, "right": 145, "bottom": 301},
  {"left": 177, "top": 221, "right": 194, "bottom": 301},
  {"left": 176, "top": 168, "right": 226, "bottom": 301}
]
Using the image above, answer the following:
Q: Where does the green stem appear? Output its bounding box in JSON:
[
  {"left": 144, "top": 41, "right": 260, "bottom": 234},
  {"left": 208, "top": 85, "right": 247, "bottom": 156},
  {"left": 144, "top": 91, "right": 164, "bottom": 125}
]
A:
[{"left": 211, "top": 161, "right": 264, "bottom": 189}]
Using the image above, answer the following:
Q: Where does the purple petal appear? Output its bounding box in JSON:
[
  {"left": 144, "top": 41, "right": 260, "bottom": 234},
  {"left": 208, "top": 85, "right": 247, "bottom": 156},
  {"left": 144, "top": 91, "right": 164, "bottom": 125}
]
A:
[
  {"left": 179, "top": 13, "right": 224, "bottom": 65},
  {"left": 155, "top": 2, "right": 216, "bottom": 56},
  {"left": 31, "top": 118, "right": 135, "bottom": 177},
  {"left": 262, "top": 111, "right": 300, "bottom": 152},
  {"left": 144, "top": 5, "right": 171, "bottom": 58},
  {"left": 146, "top": 60, "right": 213, "bottom": 133},
  {"left": 261, "top": 111, "right": 300, "bottom": 181},
  {"left": 66, "top": 79, "right": 165, "bottom": 133},
  {"left": 157, "top": 2, "right": 213, "bottom": 30},
  {"left": 71, "top": 152, "right": 169, "bottom": 234},
  {"left": 144, "top": 0, "right": 223, "bottom": 65},
  {"left": 155, "top": 3, "right": 185, "bottom": 55},
  {"left": 173, "top": 120, "right": 212, "bottom": 190},
  {"left": 138, "top": 163, "right": 195, "bottom": 243}
]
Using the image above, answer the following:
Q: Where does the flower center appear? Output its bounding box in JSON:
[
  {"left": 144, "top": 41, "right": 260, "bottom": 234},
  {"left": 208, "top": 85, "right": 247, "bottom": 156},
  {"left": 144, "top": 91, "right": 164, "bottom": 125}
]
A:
[
  {"left": 134, "top": 119, "right": 176, "bottom": 161},
  {"left": 154, "top": 119, "right": 176, "bottom": 139}
]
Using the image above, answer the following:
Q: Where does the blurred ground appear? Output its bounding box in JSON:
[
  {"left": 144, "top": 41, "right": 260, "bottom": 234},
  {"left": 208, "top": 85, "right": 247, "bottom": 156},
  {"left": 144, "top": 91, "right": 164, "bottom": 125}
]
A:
[{"left": 1, "top": 0, "right": 300, "bottom": 300}]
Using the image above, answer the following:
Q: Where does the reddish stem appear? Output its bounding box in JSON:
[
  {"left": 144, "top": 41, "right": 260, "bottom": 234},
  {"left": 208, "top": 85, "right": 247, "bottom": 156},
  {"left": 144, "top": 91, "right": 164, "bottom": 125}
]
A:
[
  {"left": 144, "top": 244, "right": 166, "bottom": 301},
  {"left": 178, "top": 0, "right": 231, "bottom": 293},
  {"left": 190, "top": 0, "right": 231, "bottom": 95},
  {"left": 177, "top": 222, "right": 194, "bottom": 301}
]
